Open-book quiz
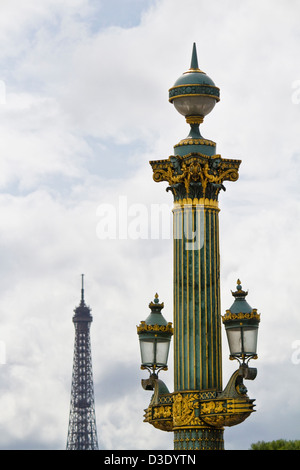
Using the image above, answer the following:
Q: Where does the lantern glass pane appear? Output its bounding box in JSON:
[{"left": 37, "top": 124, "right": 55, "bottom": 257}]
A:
[
  {"left": 243, "top": 327, "right": 258, "bottom": 355},
  {"left": 139, "top": 339, "right": 155, "bottom": 366},
  {"left": 226, "top": 328, "right": 242, "bottom": 356},
  {"left": 156, "top": 339, "right": 170, "bottom": 367}
]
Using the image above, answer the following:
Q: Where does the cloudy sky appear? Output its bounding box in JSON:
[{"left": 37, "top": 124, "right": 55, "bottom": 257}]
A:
[{"left": 0, "top": 0, "right": 299, "bottom": 450}]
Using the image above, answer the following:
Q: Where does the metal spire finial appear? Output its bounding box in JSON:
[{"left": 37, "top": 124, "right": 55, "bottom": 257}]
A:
[
  {"left": 81, "top": 273, "right": 85, "bottom": 302},
  {"left": 190, "top": 42, "right": 199, "bottom": 69},
  {"left": 188, "top": 42, "right": 204, "bottom": 73}
]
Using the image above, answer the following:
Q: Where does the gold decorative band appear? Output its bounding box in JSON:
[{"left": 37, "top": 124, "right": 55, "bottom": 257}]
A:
[
  {"left": 173, "top": 198, "right": 220, "bottom": 210},
  {"left": 173, "top": 425, "right": 218, "bottom": 431},
  {"left": 185, "top": 115, "right": 204, "bottom": 125},
  {"left": 174, "top": 138, "right": 216, "bottom": 148},
  {"left": 222, "top": 309, "right": 260, "bottom": 323},
  {"left": 137, "top": 321, "right": 174, "bottom": 335}
]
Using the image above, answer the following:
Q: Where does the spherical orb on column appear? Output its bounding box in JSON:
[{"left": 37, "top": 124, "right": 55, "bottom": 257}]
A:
[{"left": 169, "top": 43, "right": 220, "bottom": 122}]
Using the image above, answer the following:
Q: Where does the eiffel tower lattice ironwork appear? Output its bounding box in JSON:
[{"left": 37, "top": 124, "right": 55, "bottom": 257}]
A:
[{"left": 66, "top": 275, "right": 99, "bottom": 450}]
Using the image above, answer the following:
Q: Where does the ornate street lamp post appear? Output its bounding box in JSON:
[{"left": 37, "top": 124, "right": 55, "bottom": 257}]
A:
[{"left": 137, "top": 44, "right": 261, "bottom": 450}]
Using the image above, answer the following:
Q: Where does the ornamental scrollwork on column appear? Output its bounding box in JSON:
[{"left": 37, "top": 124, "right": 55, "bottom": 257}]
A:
[
  {"left": 150, "top": 153, "right": 241, "bottom": 203},
  {"left": 172, "top": 392, "right": 202, "bottom": 427}
]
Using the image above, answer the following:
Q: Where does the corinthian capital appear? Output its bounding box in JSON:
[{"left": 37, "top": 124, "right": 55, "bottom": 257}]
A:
[{"left": 150, "top": 153, "right": 241, "bottom": 203}]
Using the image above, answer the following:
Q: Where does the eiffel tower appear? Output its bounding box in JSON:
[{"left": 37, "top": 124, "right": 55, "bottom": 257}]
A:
[{"left": 66, "top": 275, "right": 98, "bottom": 450}]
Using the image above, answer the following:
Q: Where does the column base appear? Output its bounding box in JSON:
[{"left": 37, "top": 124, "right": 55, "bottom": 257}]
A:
[{"left": 174, "top": 427, "right": 224, "bottom": 450}]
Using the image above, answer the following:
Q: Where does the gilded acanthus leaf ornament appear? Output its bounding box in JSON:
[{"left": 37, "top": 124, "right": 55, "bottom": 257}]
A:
[{"left": 150, "top": 153, "right": 241, "bottom": 203}]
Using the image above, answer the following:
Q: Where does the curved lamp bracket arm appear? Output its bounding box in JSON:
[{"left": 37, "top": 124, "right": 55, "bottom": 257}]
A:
[{"left": 219, "top": 365, "right": 257, "bottom": 400}]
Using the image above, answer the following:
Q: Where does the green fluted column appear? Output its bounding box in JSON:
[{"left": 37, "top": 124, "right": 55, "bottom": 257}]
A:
[
  {"left": 173, "top": 202, "right": 222, "bottom": 392},
  {"left": 172, "top": 200, "right": 224, "bottom": 450}
]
